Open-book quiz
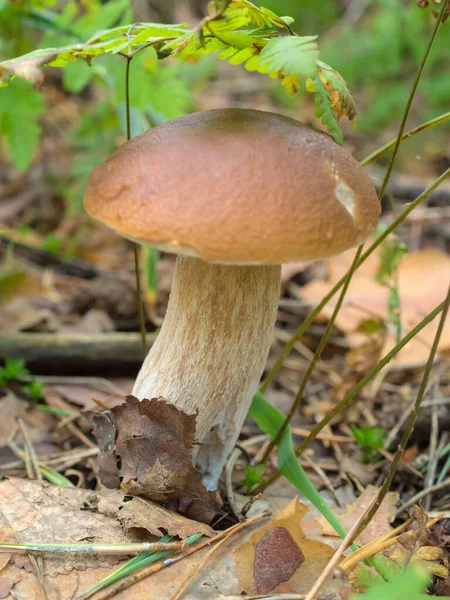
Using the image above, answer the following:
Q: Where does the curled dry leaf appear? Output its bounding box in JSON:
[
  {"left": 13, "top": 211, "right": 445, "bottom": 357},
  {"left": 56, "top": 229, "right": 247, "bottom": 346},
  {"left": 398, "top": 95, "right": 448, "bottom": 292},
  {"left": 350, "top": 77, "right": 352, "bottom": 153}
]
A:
[
  {"left": 318, "top": 486, "right": 398, "bottom": 546},
  {"left": 90, "top": 396, "right": 221, "bottom": 524},
  {"left": 0, "top": 478, "right": 215, "bottom": 599},
  {"left": 301, "top": 247, "right": 450, "bottom": 368},
  {"left": 94, "top": 488, "right": 214, "bottom": 538},
  {"left": 234, "top": 497, "right": 339, "bottom": 597}
]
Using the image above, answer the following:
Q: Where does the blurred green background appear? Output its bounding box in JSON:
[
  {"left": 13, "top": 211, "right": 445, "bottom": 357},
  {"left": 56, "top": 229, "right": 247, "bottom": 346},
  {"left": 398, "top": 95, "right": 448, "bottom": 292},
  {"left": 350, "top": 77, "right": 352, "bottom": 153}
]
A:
[{"left": 0, "top": 0, "right": 448, "bottom": 221}]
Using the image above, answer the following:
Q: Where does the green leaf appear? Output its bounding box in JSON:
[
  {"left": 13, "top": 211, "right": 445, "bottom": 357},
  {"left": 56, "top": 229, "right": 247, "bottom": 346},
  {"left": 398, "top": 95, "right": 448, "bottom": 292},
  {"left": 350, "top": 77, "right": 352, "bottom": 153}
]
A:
[
  {"left": 62, "top": 59, "right": 94, "bottom": 93},
  {"left": 72, "top": 0, "right": 129, "bottom": 39},
  {"left": 244, "top": 463, "right": 265, "bottom": 493},
  {"left": 318, "top": 60, "right": 357, "bottom": 122},
  {"left": 249, "top": 391, "right": 347, "bottom": 539},
  {"left": 0, "top": 358, "right": 29, "bottom": 384},
  {"left": 23, "top": 380, "right": 45, "bottom": 399},
  {"left": 351, "top": 566, "right": 431, "bottom": 600},
  {"left": 39, "top": 465, "right": 75, "bottom": 487},
  {"left": 308, "top": 73, "right": 343, "bottom": 145},
  {"left": 258, "top": 35, "right": 318, "bottom": 78}
]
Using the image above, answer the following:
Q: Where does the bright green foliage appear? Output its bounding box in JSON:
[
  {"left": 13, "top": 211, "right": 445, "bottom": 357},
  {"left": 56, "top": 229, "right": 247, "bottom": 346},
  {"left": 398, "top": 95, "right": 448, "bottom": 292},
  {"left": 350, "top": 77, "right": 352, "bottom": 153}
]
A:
[
  {"left": 39, "top": 465, "right": 76, "bottom": 487},
  {"left": 0, "top": 358, "right": 30, "bottom": 385},
  {"left": 244, "top": 463, "right": 266, "bottom": 493},
  {"left": 0, "top": 0, "right": 357, "bottom": 144},
  {"left": 350, "top": 424, "right": 386, "bottom": 463},
  {"left": 249, "top": 391, "right": 348, "bottom": 539},
  {"left": 307, "top": 73, "right": 343, "bottom": 145},
  {"left": 23, "top": 380, "right": 45, "bottom": 400},
  {"left": 351, "top": 565, "right": 432, "bottom": 600},
  {"left": 320, "top": 0, "right": 450, "bottom": 132},
  {"left": 0, "top": 79, "right": 45, "bottom": 171}
]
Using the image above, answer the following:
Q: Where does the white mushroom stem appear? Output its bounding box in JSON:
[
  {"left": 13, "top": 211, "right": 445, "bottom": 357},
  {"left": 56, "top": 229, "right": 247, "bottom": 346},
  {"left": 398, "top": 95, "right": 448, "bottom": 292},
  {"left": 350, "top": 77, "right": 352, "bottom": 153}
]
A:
[{"left": 132, "top": 255, "right": 280, "bottom": 489}]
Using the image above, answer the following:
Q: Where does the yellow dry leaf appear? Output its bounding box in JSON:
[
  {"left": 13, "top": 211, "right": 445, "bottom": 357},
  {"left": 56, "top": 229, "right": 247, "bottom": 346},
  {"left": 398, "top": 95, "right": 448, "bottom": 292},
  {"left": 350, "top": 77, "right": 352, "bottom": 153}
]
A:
[
  {"left": 301, "top": 247, "right": 450, "bottom": 368},
  {"left": 234, "top": 497, "right": 339, "bottom": 597}
]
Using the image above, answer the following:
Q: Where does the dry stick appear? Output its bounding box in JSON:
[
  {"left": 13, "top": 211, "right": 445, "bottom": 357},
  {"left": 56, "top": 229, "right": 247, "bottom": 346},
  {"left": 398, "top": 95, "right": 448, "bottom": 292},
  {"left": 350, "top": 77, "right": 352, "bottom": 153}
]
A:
[
  {"left": 424, "top": 401, "right": 440, "bottom": 511},
  {"left": 303, "top": 496, "right": 378, "bottom": 600},
  {"left": 346, "top": 281, "right": 450, "bottom": 546},
  {"left": 0, "top": 541, "right": 187, "bottom": 555},
  {"left": 255, "top": 298, "right": 446, "bottom": 494},
  {"left": 84, "top": 511, "right": 270, "bottom": 600},
  {"left": 259, "top": 167, "right": 449, "bottom": 395},
  {"left": 360, "top": 111, "right": 450, "bottom": 167},
  {"left": 339, "top": 515, "right": 441, "bottom": 572},
  {"left": 170, "top": 525, "right": 244, "bottom": 600},
  {"left": 396, "top": 477, "right": 450, "bottom": 516},
  {"left": 260, "top": 245, "right": 364, "bottom": 461}
]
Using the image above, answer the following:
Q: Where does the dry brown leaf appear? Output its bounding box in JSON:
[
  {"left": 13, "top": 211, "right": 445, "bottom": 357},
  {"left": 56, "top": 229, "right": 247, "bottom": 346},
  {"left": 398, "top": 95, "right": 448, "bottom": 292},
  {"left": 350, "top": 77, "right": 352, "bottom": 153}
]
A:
[
  {"left": 94, "top": 489, "right": 214, "bottom": 538},
  {"left": 90, "top": 396, "right": 221, "bottom": 524},
  {"left": 0, "top": 478, "right": 217, "bottom": 599},
  {"left": 0, "top": 478, "right": 135, "bottom": 576},
  {"left": 318, "top": 486, "right": 398, "bottom": 545},
  {"left": 301, "top": 247, "right": 450, "bottom": 368},
  {"left": 0, "top": 575, "right": 15, "bottom": 599},
  {"left": 234, "top": 497, "right": 337, "bottom": 596}
]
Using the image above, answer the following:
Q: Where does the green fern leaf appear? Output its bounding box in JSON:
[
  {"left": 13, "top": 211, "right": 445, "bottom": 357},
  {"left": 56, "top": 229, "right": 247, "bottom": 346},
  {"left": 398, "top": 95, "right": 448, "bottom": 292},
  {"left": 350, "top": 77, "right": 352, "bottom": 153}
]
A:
[
  {"left": 258, "top": 35, "right": 318, "bottom": 78},
  {"left": 308, "top": 73, "right": 343, "bottom": 145},
  {"left": 318, "top": 60, "right": 357, "bottom": 121}
]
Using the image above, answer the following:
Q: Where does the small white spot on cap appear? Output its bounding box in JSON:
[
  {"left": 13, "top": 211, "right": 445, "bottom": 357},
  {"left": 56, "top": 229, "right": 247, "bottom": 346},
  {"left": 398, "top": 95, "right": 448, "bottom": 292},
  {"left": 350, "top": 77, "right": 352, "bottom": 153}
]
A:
[
  {"left": 335, "top": 179, "right": 355, "bottom": 217},
  {"left": 327, "top": 162, "right": 355, "bottom": 218}
]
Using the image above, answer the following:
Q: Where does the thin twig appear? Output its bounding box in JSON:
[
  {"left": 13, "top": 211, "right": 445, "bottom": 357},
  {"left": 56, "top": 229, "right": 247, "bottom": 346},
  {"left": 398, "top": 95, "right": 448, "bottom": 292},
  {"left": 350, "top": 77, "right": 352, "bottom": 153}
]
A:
[
  {"left": 303, "top": 496, "right": 377, "bottom": 600},
  {"left": 87, "top": 512, "right": 270, "bottom": 600},
  {"left": 256, "top": 298, "right": 446, "bottom": 494},
  {"left": 225, "top": 435, "right": 268, "bottom": 520},
  {"left": 348, "top": 280, "right": 450, "bottom": 543},
  {"left": 361, "top": 111, "right": 450, "bottom": 166},
  {"left": 122, "top": 53, "right": 147, "bottom": 357},
  {"left": 377, "top": 0, "right": 450, "bottom": 201},
  {"left": 424, "top": 401, "right": 440, "bottom": 510},
  {"left": 170, "top": 525, "right": 242, "bottom": 600},
  {"left": 396, "top": 477, "right": 450, "bottom": 516},
  {"left": 0, "top": 541, "right": 187, "bottom": 554},
  {"left": 260, "top": 246, "right": 364, "bottom": 461}
]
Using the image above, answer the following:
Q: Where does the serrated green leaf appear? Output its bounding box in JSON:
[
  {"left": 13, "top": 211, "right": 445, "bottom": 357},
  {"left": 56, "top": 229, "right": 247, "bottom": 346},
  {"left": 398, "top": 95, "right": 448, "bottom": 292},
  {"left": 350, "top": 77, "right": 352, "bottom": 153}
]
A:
[
  {"left": 308, "top": 73, "right": 343, "bottom": 145},
  {"left": 318, "top": 60, "right": 357, "bottom": 121},
  {"left": 258, "top": 35, "right": 318, "bottom": 78}
]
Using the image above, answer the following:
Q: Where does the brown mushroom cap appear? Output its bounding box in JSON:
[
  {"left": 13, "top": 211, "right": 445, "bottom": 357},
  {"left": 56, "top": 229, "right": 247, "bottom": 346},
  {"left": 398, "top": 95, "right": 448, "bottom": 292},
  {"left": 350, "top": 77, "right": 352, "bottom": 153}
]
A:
[{"left": 84, "top": 108, "right": 380, "bottom": 263}]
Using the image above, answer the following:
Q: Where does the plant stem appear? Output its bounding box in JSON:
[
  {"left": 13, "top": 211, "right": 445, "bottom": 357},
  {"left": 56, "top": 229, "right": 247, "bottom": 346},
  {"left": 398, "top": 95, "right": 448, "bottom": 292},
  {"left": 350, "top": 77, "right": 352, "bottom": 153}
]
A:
[
  {"left": 123, "top": 53, "right": 147, "bottom": 357},
  {"left": 260, "top": 246, "right": 364, "bottom": 462},
  {"left": 377, "top": 0, "right": 449, "bottom": 201},
  {"left": 361, "top": 111, "right": 450, "bottom": 167},
  {"left": 259, "top": 168, "right": 449, "bottom": 394},
  {"left": 0, "top": 540, "right": 187, "bottom": 554},
  {"left": 347, "top": 282, "right": 450, "bottom": 544},
  {"left": 255, "top": 299, "right": 446, "bottom": 494}
]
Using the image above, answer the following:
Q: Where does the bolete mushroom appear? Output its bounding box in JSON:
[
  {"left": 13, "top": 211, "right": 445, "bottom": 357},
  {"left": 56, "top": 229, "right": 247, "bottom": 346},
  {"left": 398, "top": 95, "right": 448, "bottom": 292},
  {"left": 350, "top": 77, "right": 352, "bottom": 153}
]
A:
[{"left": 84, "top": 108, "right": 380, "bottom": 489}]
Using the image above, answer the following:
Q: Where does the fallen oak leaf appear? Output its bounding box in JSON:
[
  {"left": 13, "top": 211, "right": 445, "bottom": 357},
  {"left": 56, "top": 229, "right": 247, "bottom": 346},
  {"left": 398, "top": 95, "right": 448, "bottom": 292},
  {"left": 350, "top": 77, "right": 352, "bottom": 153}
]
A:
[
  {"left": 234, "top": 497, "right": 338, "bottom": 597},
  {"left": 89, "top": 396, "right": 222, "bottom": 524}
]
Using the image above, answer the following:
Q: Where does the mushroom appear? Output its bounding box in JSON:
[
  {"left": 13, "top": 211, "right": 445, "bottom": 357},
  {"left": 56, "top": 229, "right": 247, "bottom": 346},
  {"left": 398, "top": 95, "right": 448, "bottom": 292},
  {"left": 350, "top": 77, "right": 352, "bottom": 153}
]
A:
[{"left": 84, "top": 108, "right": 380, "bottom": 489}]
